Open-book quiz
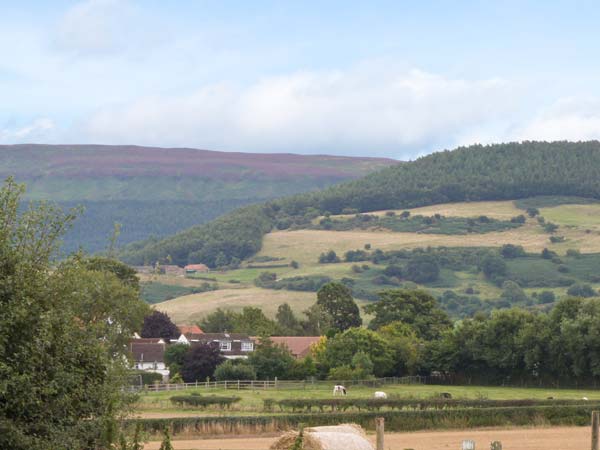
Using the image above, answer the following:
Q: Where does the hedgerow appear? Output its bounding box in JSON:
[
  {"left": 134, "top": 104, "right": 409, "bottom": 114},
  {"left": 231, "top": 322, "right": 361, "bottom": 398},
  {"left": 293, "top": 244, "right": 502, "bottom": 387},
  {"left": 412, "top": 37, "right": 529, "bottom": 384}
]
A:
[
  {"left": 169, "top": 394, "right": 241, "bottom": 409},
  {"left": 263, "top": 397, "right": 593, "bottom": 413},
  {"left": 129, "top": 403, "right": 600, "bottom": 436}
]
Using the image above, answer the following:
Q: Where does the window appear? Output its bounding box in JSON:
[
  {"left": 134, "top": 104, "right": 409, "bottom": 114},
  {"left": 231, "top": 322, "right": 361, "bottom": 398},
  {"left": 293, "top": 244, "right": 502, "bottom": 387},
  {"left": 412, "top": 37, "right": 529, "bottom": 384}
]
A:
[
  {"left": 220, "top": 341, "right": 231, "bottom": 351},
  {"left": 241, "top": 341, "right": 254, "bottom": 352}
]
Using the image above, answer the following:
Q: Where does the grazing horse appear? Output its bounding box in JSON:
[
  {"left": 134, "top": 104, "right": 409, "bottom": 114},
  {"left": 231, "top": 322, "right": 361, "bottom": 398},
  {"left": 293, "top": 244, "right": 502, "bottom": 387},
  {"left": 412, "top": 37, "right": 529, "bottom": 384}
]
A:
[
  {"left": 333, "top": 385, "right": 347, "bottom": 396},
  {"left": 373, "top": 391, "right": 387, "bottom": 399}
]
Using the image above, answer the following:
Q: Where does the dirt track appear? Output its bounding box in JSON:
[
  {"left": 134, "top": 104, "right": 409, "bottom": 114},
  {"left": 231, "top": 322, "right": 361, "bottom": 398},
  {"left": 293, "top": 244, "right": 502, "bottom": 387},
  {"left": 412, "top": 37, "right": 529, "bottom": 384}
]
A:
[{"left": 145, "top": 426, "right": 591, "bottom": 449}]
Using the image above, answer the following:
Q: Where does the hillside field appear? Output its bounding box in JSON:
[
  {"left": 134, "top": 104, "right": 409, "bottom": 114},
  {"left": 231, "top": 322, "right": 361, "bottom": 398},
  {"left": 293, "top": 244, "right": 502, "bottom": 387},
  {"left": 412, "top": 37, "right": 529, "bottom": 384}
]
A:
[{"left": 148, "top": 197, "right": 600, "bottom": 323}]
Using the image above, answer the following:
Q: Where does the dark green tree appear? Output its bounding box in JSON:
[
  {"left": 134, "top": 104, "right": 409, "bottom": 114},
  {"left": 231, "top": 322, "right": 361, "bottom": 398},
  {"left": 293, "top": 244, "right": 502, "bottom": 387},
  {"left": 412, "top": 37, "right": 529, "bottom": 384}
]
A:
[
  {"left": 364, "top": 289, "right": 451, "bottom": 340},
  {"left": 180, "top": 342, "right": 225, "bottom": 382},
  {"left": 316, "top": 282, "right": 362, "bottom": 331},
  {"left": 321, "top": 328, "right": 395, "bottom": 377},
  {"left": 200, "top": 308, "right": 238, "bottom": 332},
  {"left": 247, "top": 338, "right": 295, "bottom": 379},
  {"left": 0, "top": 178, "right": 148, "bottom": 450},
  {"left": 141, "top": 310, "right": 180, "bottom": 339},
  {"left": 404, "top": 254, "right": 440, "bottom": 283},
  {"left": 214, "top": 359, "right": 257, "bottom": 381},
  {"left": 276, "top": 303, "right": 302, "bottom": 335},
  {"left": 164, "top": 344, "right": 189, "bottom": 377}
]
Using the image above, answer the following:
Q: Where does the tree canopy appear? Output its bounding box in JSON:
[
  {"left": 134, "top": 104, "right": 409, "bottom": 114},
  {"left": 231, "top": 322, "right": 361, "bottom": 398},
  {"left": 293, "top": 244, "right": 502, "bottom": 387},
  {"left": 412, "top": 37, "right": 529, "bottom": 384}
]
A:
[
  {"left": 316, "top": 282, "right": 362, "bottom": 332},
  {"left": 0, "top": 178, "right": 148, "bottom": 450}
]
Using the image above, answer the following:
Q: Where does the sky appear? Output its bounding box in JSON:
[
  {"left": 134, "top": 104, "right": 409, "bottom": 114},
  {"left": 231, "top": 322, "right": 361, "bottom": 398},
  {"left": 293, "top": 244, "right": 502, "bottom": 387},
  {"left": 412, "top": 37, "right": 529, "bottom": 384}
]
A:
[{"left": 2, "top": 0, "right": 600, "bottom": 159}]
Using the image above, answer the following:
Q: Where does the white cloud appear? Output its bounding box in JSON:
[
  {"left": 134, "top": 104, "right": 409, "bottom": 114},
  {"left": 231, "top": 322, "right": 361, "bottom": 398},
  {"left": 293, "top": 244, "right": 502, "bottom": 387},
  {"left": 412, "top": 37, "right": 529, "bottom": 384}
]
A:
[
  {"left": 515, "top": 97, "right": 600, "bottom": 142},
  {"left": 0, "top": 118, "right": 55, "bottom": 143},
  {"left": 77, "top": 64, "right": 519, "bottom": 157},
  {"left": 55, "top": 0, "right": 138, "bottom": 55}
]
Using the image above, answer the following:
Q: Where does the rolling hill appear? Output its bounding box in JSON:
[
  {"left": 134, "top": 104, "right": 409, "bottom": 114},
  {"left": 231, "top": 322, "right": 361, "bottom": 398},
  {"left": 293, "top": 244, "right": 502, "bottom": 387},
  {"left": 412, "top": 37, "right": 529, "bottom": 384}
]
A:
[
  {"left": 121, "top": 141, "right": 600, "bottom": 267},
  {"left": 150, "top": 196, "right": 600, "bottom": 322},
  {"left": 0, "top": 144, "right": 395, "bottom": 253},
  {"left": 121, "top": 141, "right": 600, "bottom": 323}
]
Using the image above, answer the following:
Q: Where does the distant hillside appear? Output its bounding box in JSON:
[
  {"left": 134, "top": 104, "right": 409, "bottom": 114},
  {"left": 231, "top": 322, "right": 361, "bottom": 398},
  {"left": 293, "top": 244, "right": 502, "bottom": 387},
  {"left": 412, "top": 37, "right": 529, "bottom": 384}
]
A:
[
  {"left": 120, "top": 141, "right": 600, "bottom": 266},
  {"left": 0, "top": 144, "right": 395, "bottom": 253}
]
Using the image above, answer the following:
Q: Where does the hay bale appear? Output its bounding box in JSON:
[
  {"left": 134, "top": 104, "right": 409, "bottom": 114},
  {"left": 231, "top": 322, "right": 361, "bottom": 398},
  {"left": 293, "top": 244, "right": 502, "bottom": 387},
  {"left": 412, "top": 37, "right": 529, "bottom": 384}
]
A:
[{"left": 270, "top": 424, "right": 374, "bottom": 450}]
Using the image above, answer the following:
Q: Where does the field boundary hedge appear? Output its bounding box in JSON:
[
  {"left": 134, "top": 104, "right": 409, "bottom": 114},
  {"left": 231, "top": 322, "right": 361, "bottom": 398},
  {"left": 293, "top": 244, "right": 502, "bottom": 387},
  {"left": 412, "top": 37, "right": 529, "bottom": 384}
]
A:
[
  {"left": 264, "top": 398, "right": 595, "bottom": 413},
  {"left": 169, "top": 394, "right": 241, "bottom": 409},
  {"left": 129, "top": 403, "right": 600, "bottom": 437}
]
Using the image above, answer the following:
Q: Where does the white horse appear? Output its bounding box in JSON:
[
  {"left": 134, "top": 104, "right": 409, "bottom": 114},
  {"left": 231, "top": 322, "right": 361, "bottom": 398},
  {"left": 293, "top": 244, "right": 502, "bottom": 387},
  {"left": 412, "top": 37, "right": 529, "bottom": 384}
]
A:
[
  {"left": 373, "top": 391, "right": 387, "bottom": 399},
  {"left": 333, "top": 385, "right": 347, "bottom": 396}
]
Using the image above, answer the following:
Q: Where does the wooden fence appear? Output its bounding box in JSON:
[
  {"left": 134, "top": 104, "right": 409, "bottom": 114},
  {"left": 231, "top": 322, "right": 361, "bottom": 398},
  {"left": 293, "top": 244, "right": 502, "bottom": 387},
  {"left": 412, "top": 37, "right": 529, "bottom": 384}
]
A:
[{"left": 130, "top": 375, "right": 433, "bottom": 392}]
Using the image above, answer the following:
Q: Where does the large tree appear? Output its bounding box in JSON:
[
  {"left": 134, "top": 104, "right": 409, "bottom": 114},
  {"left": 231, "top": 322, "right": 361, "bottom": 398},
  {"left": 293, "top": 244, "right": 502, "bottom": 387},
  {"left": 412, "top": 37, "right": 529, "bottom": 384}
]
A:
[
  {"left": 141, "top": 310, "right": 180, "bottom": 339},
  {"left": 320, "top": 327, "right": 395, "bottom": 377},
  {"left": 0, "top": 178, "right": 148, "bottom": 450},
  {"left": 247, "top": 338, "right": 295, "bottom": 379},
  {"left": 364, "top": 289, "right": 451, "bottom": 340},
  {"left": 180, "top": 342, "right": 225, "bottom": 382},
  {"left": 316, "top": 282, "right": 362, "bottom": 332}
]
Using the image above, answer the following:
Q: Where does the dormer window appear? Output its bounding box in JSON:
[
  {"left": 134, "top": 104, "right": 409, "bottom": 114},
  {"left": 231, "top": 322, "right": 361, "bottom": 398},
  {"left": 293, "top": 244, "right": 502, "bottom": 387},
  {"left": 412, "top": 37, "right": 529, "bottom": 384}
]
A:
[{"left": 220, "top": 341, "right": 232, "bottom": 351}]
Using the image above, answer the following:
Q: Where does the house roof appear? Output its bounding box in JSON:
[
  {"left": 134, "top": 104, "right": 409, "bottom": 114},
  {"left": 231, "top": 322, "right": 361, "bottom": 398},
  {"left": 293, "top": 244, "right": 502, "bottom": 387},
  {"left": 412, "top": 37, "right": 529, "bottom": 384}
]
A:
[
  {"left": 178, "top": 324, "right": 203, "bottom": 335},
  {"left": 191, "top": 332, "right": 253, "bottom": 341},
  {"left": 184, "top": 264, "right": 208, "bottom": 271},
  {"left": 131, "top": 337, "right": 165, "bottom": 344},
  {"left": 129, "top": 342, "right": 165, "bottom": 362},
  {"left": 268, "top": 336, "right": 321, "bottom": 358}
]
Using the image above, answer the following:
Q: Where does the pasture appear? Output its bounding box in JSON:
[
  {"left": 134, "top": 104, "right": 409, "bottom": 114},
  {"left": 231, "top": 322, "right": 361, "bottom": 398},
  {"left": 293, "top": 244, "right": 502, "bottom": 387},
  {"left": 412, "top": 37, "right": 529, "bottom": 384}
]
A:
[{"left": 136, "top": 383, "right": 600, "bottom": 416}]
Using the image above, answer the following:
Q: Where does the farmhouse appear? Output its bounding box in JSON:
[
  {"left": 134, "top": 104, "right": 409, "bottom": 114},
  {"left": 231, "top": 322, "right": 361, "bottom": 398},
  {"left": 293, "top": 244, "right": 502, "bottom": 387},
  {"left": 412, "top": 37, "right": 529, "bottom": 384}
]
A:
[
  {"left": 176, "top": 332, "right": 255, "bottom": 359},
  {"left": 184, "top": 263, "right": 209, "bottom": 274},
  {"left": 268, "top": 336, "right": 321, "bottom": 358},
  {"left": 129, "top": 340, "right": 169, "bottom": 380}
]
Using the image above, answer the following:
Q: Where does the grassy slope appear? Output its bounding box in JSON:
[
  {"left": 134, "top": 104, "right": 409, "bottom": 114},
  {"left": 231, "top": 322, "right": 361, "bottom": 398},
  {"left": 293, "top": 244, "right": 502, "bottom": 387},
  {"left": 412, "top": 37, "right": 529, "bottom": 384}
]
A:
[{"left": 152, "top": 198, "right": 600, "bottom": 322}]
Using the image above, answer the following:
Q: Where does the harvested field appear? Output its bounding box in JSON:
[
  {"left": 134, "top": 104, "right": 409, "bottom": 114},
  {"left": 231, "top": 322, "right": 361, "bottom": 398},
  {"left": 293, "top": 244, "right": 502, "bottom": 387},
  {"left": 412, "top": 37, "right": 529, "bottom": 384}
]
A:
[
  {"left": 154, "top": 287, "right": 368, "bottom": 323},
  {"left": 259, "top": 226, "right": 552, "bottom": 265},
  {"left": 144, "top": 426, "right": 590, "bottom": 450}
]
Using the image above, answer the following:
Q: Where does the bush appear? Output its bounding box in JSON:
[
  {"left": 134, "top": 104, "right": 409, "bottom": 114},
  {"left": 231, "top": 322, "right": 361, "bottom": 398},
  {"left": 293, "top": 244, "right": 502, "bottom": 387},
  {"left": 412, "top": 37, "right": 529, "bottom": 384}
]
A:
[
  {"left": 538, "top": 291, "right": 556, "bottom": 304},
  {"left": 134, "top": 371, "right": 163, "bottom": 385},
  {"left": 405, "top": 255, "right": 439, "bottom": 283},
  {"left": 567, "top": 284, "right": 597, "bottom": 298},
  {"left": 383, "top": 264, "right": 403, "bottom": 277},
  {"left": 319, "top": 250, "right": 340, "bottom": 264},
  {"left": 214, "top": 360, "right": 257, "bottom": 381},
  {"left": 169, "top": 395, "right": 241, "bottom": 409},
  {"left": 501, "top": 244, "right": 526, "bottom": 259}
]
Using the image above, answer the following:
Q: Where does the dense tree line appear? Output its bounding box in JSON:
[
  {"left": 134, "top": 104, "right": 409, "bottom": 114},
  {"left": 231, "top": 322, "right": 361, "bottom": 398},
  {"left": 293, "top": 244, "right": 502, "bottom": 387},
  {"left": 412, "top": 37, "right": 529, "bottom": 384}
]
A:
[{"left": 120, "top": 141, "right": 600, "bottom": 267}]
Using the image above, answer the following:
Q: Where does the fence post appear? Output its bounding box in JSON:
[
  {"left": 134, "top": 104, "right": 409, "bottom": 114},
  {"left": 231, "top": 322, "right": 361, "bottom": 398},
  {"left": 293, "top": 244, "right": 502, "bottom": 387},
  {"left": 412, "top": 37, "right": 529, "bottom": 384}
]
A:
[
  {"left": 375, "top": 417, "right": 384, "bottom": 450},
  {"left": 592, "top": 411, "right": 599, "bottom": 450},
  {"left": 462, "top": 440, "right": 475, "bottom": 450},
  {"left": 238, "top": 379, "right": 240, "bottom": 390}
]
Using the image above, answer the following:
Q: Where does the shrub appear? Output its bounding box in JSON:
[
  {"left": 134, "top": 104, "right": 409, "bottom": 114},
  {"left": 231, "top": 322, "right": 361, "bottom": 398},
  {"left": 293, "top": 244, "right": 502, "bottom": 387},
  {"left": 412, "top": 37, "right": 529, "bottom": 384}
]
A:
[
  {"left": 567, "top": 284, "right": 597, "bottom": 298},
  {"left": 538, "top": 291, "right": 556, "bottom": 304},
  {"left": 319, "top": 250, "right": 340, "bottom": 264},
  {"left": 169, "top": 395, "right": 241, "bottom": 409},
  {"left": 214, "top": 360, "right": 257, "bottom": 381}
]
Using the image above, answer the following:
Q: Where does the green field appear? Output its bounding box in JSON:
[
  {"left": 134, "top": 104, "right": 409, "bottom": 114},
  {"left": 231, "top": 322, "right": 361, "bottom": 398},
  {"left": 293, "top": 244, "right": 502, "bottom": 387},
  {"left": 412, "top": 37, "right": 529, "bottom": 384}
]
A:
[
  {"left": 148, "top": 196, "right": 600, "bottom": 322},
  {"left": 137, "top": 383, "right": 600, "bottom": 415}
]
